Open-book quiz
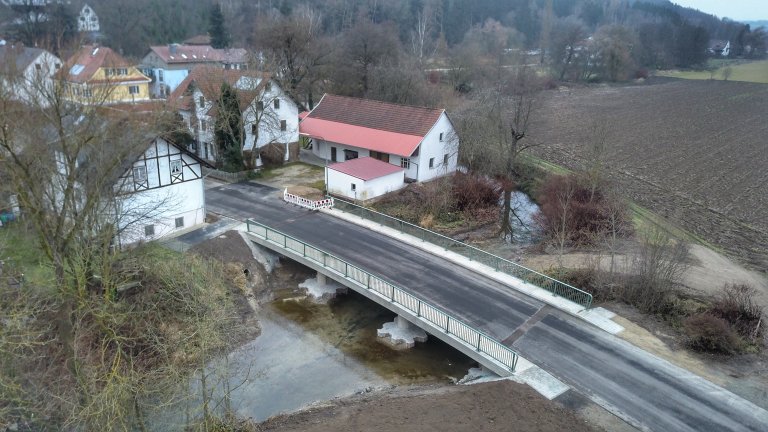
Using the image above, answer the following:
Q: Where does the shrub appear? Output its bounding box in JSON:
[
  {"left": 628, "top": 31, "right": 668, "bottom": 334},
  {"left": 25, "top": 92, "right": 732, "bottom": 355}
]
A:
[
  {"left": 452, "top": 172, "right": 501, "bottom": 213},
  {"left": 684, "top": 313, "right": 742, "bottom": 354},
  {"left": 535, "top": 174, "right": 631, "bottom": 245},
  {"left": 710, "top": 284, "right": 764, "bottom": 342}
]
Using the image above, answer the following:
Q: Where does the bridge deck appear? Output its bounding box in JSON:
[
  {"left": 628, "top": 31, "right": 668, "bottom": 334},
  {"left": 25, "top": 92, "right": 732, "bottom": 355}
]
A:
[{"left": 206, "top": 182, "right": 768, "bottom": 432}]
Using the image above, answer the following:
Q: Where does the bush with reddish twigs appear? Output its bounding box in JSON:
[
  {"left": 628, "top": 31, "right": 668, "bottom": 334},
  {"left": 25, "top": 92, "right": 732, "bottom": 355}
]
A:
[
  {"left": 710, "top": 284, "right": 764, "bottom": 343},
  {"left": 684, "top": 313, "right": 743, "bottom": 354},
  {"left": 535, "top": 174, "right": 631, "bottom": 245},
  {"left": 452, "top": 172, "right": 501, "bottom": 213}
]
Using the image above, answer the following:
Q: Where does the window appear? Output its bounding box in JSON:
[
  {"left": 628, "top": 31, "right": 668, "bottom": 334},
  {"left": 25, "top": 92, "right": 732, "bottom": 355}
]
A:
[
  {"left": 170, "top": 159, "right": 182, "bottom": 175},
  {"left": 105, "top": 68, "right": 113, "bottom": 76},
  {"left": 443, "top": 153, "right": 449, "bottom": 165},
  {"left": 175, "top": 217, "right": 184, "bottom": 228},
  {"left": 400, "top": 158, "right": 410, "bottom": 169},
  {"left": 224, "top": 64, "right": 231, "bottom": 70},
  {"left": 201, "top": 120, "right": 207, "bottom": 131},
  {"left": 55, "top": 63, "right": 61, "bottom": 69},
  {"left": 370, "top": 151, "right": 389, "bottom": 163},
  {"left": 256, "top": 101, "right": 264, "bottom": 111},
  {"left": 118, "top": 68, "right": 128, "bottom": 75},
  {"left": 132, "top": 166, "right": 147, "bottom": 182},
  {"left": 265, "top": 82, "right": 272, "bottom": 92},
  {"left": 128, "top": 85, "right": 140, "bottom": 95},
  {"left": 280, "top": 120, "right": 287, "bottom": 131},
  {"left": 158, "top": 69, "right": 164, "bottom": 82},
  {"left": 274, "top": 99, "right": 280, "bottom": 109},
  {"left": 344, "top": 149, "right": 358, "bottom": 160},
  {"left": 83, "top": 89, "right": 93, "bottom": 98},
  {"left": 35, "top": 63, "right": 41, "bottom": 70},
  {"left": 351, "top": 183, "right": 356, "bottom": 191},
  {"left": 251, "top": 124, "right": 257, "bottom": 135},
  {"left": 144, "top": 225, "right": 155, "bottom": 237},
  {"left": 429, "top": 157, "right": 434, "bottom": 169},
  {"left": 439, "top": 132, "right": 444, "bottom": 142},
  {"left": 199, "top": 96, "right": 205, "bottom": 106}
]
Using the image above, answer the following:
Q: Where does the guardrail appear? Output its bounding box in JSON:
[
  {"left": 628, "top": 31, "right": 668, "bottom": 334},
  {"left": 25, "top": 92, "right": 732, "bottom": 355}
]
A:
[
  {"left": 246, "top": 218, "right": 519, "bottom": 373},
  {"left": 331, "top": 198, "right": 593, "bottom": 309},
  {"left": 283, "top": 189, "right": 334, "bottom": 210}
]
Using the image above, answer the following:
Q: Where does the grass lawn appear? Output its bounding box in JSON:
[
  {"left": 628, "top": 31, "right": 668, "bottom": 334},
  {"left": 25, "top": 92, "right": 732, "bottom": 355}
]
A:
[
  {"left": 657, "top": 60, "right": 768, "bottom": 84},
  {"left": 0, "top": 224, "right": 54, "bottom": 288}
]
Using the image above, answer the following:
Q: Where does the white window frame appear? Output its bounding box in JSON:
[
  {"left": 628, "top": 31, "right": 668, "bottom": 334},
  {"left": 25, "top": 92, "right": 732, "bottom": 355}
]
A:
[
  {"left": 133, "top": 166, "right": 147, "bottom": 182},
  {"left": 128, "top": 85, "right": 140, "bottom": 95},
  {"left": 170, "top": 159, "right": 182, "bottom": 175},
  {"left": 400, "top": 158, "right": 410, "bottom": 169}
]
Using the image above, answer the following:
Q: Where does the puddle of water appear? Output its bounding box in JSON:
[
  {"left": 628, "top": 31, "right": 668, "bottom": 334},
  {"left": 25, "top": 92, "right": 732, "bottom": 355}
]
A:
[{"left": 505, "top": 191, "right": 541, "bottom": 245}]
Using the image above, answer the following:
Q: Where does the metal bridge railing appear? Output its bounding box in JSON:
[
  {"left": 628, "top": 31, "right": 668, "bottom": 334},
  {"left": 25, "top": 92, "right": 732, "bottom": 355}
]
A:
[
  {"left": 331, "top": 198, "right": 593, "bottom": 309},
  {"left": 246, "top": 218, "right": 520, "bottom": 373}
]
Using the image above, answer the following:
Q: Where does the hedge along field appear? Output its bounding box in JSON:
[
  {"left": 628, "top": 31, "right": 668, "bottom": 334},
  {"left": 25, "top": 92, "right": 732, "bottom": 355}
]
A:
[
  {"left": 657, "top": 60, "right": 768, "bottom": 84},
  {"left": 531, "top": 78, "right": 768, "bottom": 270}
]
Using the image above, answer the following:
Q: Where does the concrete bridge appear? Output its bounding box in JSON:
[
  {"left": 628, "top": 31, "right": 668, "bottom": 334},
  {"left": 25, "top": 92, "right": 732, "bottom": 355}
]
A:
[{"left": 205, "top": 181, "right": 768, "bottom": 432}]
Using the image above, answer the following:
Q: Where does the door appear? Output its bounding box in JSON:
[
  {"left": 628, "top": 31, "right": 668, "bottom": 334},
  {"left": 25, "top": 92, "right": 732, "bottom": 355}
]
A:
[{"left": 331, "top": 147, "right": 337, "bottom": 162}]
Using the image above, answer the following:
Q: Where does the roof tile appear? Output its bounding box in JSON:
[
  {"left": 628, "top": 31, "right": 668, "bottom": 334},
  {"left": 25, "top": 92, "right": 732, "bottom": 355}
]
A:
[{"left": 329, "top": 157, "right": 405, "bottom": 181}]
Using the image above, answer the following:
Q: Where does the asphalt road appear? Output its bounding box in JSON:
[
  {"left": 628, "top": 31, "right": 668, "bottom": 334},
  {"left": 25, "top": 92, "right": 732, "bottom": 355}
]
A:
[{"left": 206, "top": 181, "right": 768, "bottom": 432}]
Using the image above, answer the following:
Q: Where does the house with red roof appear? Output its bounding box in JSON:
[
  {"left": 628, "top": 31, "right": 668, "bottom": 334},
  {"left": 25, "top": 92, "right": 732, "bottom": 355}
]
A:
[
  {"left": 167, "top": 65, "right": 299, "bottom": 164},
  {"left": 139, "top": 43, "right": 249, "bottom": 98},
  {"left": 301, "top": 94, "right": 458, "bottom": 191},
  {"left": 59, "top": 45, "right": 151, "bottom": 105}
]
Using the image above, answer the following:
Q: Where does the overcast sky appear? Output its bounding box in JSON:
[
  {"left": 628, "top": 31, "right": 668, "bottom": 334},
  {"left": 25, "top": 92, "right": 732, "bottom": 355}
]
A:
[{"left": 673, "top": 1, "right": 768, "bottom": 21}]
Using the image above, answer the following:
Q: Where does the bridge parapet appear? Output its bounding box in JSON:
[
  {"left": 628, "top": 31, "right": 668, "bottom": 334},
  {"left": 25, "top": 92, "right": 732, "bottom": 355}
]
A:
[
  {"left": 247, "top": 218, "right": 520, "bottom": 374},
  {"left": 331, "top": 198, "right": 593, "bottom": 309}
]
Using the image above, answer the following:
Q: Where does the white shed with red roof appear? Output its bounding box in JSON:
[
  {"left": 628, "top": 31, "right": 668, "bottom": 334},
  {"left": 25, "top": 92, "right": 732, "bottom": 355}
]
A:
[
  {"left": 326, "top": 157, "right": 406, "bottom": 200},
  {"left": 301, "top": 94, "right": 458, "bottom": 184}
]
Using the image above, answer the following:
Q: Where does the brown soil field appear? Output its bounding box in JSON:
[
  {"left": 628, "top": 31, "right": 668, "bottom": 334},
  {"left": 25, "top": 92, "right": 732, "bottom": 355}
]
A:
[{"left": 531, "top": 78, "right": 768, "bottom": 271}]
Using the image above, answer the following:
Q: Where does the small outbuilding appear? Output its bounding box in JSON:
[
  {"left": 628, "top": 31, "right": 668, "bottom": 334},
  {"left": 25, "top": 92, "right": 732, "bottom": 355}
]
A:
[{"left": 326, "top": 157, "right": 405, "bottom": 201}]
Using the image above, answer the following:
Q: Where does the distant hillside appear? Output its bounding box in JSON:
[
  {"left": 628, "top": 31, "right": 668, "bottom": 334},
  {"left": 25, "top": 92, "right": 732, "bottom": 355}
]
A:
[{"left": 744, "top": 21, "right": 768, "bottom": 30}]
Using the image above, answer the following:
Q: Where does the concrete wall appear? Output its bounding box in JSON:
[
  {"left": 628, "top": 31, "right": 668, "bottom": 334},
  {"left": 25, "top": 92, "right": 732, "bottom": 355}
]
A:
[{"left": 326, "top": 168, "right": 405, "bottom": 200}]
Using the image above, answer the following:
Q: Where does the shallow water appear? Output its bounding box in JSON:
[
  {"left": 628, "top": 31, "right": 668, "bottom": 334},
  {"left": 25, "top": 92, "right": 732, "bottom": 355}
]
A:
[{"left": 149, "top": 283, "right": 476, "bottom": 429}]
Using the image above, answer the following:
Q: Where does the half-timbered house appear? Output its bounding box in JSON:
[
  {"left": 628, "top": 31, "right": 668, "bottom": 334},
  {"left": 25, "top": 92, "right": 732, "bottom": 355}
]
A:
[{"left": 113, "top": 136, "right": 211, "bottom": 246}]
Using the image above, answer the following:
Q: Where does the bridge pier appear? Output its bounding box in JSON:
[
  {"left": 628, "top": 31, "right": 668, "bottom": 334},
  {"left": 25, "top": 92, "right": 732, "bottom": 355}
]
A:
[
  {"left": 298, "top": 272, "right": 348, "bottom": 304},
  {"left": 377, "top": 315, "right": 428, "bottom": 350}
]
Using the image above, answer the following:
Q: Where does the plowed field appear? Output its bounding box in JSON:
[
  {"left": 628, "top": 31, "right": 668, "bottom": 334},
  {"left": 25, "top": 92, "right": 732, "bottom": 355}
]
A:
[{"left": 532, "top": 78, "right": 768, "bottom": 270}]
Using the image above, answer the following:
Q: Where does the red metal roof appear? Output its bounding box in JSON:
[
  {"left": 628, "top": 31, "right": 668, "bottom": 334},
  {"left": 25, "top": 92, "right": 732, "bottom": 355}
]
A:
[
  {"left": 329, "top": 157, "right": 404, "bottom": 181},
  {"left": 301, "top": 117, "right": 423, "bottom": 157}
]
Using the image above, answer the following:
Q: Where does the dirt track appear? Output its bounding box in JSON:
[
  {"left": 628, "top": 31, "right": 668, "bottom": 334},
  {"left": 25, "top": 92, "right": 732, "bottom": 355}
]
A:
[{"left": 532, "top": 78, "right": 768, "bottom": 271}]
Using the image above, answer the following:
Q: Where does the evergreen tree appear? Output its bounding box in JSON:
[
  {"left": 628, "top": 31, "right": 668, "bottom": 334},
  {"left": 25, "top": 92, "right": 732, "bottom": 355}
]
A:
[
  {"left": 214, "top": 83, "right": 244, "bottom": 172},
  {"left": 208, "top": 3, "right": 230, "bottom": 49}
]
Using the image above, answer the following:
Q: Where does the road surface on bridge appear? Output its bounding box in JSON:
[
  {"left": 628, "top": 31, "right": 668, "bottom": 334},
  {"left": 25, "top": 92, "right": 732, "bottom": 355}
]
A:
[{"left": 206, "top": 181, "right": 768, "bottom": 432}]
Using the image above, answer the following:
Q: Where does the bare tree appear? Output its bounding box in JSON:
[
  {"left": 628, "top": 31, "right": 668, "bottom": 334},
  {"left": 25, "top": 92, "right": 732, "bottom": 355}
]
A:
[{"left": 453, "top": 66, "right": 540, "bottom": 239}]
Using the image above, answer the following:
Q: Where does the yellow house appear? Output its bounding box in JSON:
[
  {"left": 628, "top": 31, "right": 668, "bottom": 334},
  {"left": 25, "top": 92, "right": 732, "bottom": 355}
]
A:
[{"left": 60, "top": 45, "right": 151, "bottom": 105}]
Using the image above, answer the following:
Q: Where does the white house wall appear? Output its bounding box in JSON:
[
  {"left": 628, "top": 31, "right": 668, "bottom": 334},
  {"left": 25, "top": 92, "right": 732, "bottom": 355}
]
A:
[
  {"left": 241, "top": 79, "right": 299, "bottom": 160},
  {"left": 115, "top": 138, "right": 205, "bottom": 245},
  {"left": 4, "top": 50, "right": 62, "bottom": 107},
  {"left": 414, "top": 112, "right": 457, "bottom": 182},
  {"left": 326, "top": 169, "right": 406, "bottom": 201}
]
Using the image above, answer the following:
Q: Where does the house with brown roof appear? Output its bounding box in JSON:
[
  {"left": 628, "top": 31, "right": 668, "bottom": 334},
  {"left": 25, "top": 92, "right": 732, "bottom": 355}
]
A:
[
  {"left": 301, "top": 94, "right": 458, "bottom": 189},
  {"left": 168, "top": 65, "right": 299, "bottom": 164},
  {"left": 139, "top": 43, "right": 249, "bottom": 98},
  {"left": 59, "top": 45, "right": 151, "bottom": 105}
]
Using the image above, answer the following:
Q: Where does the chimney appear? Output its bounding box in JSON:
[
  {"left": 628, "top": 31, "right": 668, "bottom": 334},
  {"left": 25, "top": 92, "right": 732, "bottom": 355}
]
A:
[{"left": 169, "top": 43, "right": 178, "bottom": 55}]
